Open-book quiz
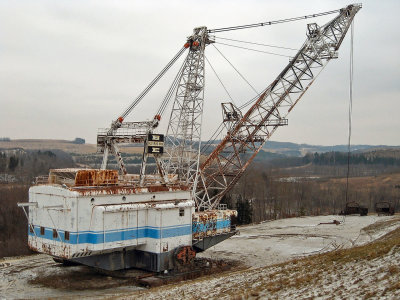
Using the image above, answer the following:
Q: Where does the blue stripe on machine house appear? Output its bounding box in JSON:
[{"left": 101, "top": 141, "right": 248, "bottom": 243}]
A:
[
  {"left": 192, "top": 219, "right": 231, "bottom": 233},
  {"left": 28, "top": 224, "right": 192, "bottom": 245}
]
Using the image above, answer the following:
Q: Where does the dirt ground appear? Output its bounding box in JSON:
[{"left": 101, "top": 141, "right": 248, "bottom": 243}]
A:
[{"left": 1, "top": 215, "right": 399, "bottom": 299}]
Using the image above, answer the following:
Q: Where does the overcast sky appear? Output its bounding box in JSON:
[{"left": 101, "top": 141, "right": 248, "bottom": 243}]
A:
[{"left": 0, "top": 0, "right": 399, "bottom": 146}]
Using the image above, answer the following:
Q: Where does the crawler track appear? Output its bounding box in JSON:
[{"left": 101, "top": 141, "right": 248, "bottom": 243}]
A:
[{"left": 0, "top": 254, "right": 238, "bottom": 298}]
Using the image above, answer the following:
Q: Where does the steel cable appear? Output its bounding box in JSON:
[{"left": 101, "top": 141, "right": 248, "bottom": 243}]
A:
[
  {"left": 215, "top": 36, "right": 297, "bottom": 51},
  {"left": 345, "top": 21, "right": 354, "bottom": 207},
  {"left": 205, "top": 55, "right": 235, "bottom": 104},
  {"left": 200, "top": 122, "right": 225, "bottom": 155},
  {"left": 212, "top": 44, "right": 259, "bottom": 95},
  {"left": 156, "top": 55, "right": 187, "bottom": 117},
  {"left": 215, "top": 42, "right": 292, "bottom": 58},
  {"left": 119, "top": 47, "right": 187, "bottom": 119},
  {"left": 208, "top": 9, "right": 340, "bottom": 33}
]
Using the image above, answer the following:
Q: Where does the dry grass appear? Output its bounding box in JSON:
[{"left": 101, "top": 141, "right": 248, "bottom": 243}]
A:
[
  {"left": 362, "top": 216, "right": 400, "bottom": 235},
  {"left": 0, "top": 139, "right": 143, "bottom": 154},
  {"left": 327, "top": 173, "right": 400, "bottom": 191},
  {"left": 124, "top": 226, "right": 400, "bottom": 300},
  {"left": 246, "top": 227, "right": 400, "bottom": 298},
  {"left": 0, "top": 139, "right": 96, "bottom": 154}
]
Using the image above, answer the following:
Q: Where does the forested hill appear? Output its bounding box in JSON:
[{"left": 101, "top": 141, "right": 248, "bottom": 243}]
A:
[
  {"left": 1, "top": 138, "right": 398, "bottom": 158},
  {"left": 263, "top": 141, "right": 399, "bottom": 157},
  {"left": 303, "top": 149, "right": 400, "bottom": 166},
  {"left": 0, "top": 149, "right": 75, "bottom": 183}
]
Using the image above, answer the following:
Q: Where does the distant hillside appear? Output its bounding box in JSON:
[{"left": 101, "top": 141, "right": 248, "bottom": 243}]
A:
[
  {"left": 0, "top": 139, "right": 96, "bottom": 154},
  {"left": 0, "top": 148, "right": 75, "bottom": 183},
  {"left": 263, "top": 141, "right": 400, "bottom": 157},
  {"left": 303, "top": 150, "right": 400, "bottom": 166},
  {"left": 201, "top": 139, "right": 399, "bottom": 157},
  {"left": 0, "top": 139, "right": 143, "bottom": 155},
  {"left": 1, "top": 138, "right": 399, "bottom": 159}
]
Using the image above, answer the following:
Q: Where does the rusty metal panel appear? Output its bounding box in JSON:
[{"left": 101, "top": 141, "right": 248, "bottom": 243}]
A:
[
  {"left": 75, "top": 169, "right": 119, "bottom": 186},
  {"left": 192, "top": 210, "right": 237, "bottom": 240},
  {"left": 70, "top": 184, "right": 189, "bottom": 196}
]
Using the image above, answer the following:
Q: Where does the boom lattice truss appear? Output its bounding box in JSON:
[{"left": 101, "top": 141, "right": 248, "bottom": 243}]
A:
[
  {"left": 194, "top": 4, "right": 362, "bottom": 210},
  {"left": 96, "top": 4, "right": 361, "bottom": 212},
  {"left": 163, "top": 27, "right": 211, "bottom": 188}
]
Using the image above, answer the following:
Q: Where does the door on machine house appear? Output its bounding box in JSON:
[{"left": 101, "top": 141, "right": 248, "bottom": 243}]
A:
[{"left": 102, "top": 209, "right": 139, "bottom": 249}]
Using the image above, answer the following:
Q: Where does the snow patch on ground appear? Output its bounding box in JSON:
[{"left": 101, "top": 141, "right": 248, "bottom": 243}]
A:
[
  {"left": 2, "top": 215, "right": 399, "bottom": 299},
  {"left": 198, "top": 215, "right": 393, "bottom": 267}
]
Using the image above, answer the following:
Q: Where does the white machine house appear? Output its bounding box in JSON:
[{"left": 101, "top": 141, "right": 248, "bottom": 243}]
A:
[
  {"left": 19, "top": 4, "right": 361, "bottom": 272},
  {"left": 23, "top": 169, "right": 235, "bottom": 271}
]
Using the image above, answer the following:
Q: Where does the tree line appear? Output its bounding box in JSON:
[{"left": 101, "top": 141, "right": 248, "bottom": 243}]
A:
[
  {"left": 223, "top": 159, "right": 400, "bottom": 225},
  {"left": 0, "top": 149, "right": 74, "bottom": 183},
  {"left": 303, "top": 151, "right": 400, "bottom": 166},
  {"left": 0, "top": 149, "right": 75, "bottom": 258}
]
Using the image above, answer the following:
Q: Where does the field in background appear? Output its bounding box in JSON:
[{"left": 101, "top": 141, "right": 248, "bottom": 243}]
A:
[{"left": 0, "top": 139, "right": 143, "bottom": 154}]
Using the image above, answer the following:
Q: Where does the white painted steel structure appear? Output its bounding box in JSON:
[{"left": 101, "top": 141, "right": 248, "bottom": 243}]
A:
[
  {"left": 27, "top": 185, "right": 193, "bottom": 260},
  {"left": 21, "top": 169, "right": 236, "bottom": 271},
  {"left": 163, "top": 27, "right": 210, "bottom": 189}
]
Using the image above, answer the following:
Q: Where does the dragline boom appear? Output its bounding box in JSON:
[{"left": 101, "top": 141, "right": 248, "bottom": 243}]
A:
[{"left": 195, "top": 4, "right": 362, "bottom": 210}]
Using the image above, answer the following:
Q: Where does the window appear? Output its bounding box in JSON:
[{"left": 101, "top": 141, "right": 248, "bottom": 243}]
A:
[
  {"left": 40, "top": 226, "right": 45, "bottom": 235},
  {"left": 179, "top": 208, "right": 185, "bottom": 217},
  {"left": 53, "top": 229, "right": 58, "bottom": 239},
  {"left": 64, "top": 231, "right": 70, "bottom": 241}
]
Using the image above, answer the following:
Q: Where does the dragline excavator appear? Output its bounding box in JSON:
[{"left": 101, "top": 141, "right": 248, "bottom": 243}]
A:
[
  {"left": 99, "top": 4, "right": 361, "bottom": 209},
  {"left": 20, "top": 4, "right": 361, "bottom": 272}
]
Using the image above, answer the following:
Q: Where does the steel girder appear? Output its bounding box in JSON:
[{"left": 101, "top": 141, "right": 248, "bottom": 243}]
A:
[
  {"left": 163, "top": 27, "right": 210, "bottom": 189},
  {"left": 195, "top": 4, "right": 362, "bottom": 210}
]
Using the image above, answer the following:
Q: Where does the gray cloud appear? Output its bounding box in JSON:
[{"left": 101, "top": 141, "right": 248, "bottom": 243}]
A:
[{"left": 0, "top": 0, "right": 398, "bottom": 146}]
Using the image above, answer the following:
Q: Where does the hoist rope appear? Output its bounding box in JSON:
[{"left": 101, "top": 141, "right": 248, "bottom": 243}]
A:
[
  {"left": 215, "top": 36, "right": 297, "bottom": 51},
  {"left": 212, "top": 44, "right": 259, "bottom": 95},
  {"left": 119, "top": 47, "right": 187, "bottom": 119},
  {"left": 342, "top": 20, "right": 354, "bottom": 225},
  {"left": 200, "top": 122, "right": 225, "bottom": 154},
  {"left": 215, "top": 41, "right": 292, "bottom": 58},
  {"left": 156, "top": 55, "right": 187, "bottom": 117},
  {"left": 239, "top": 89, "right": 267, "bottom": 110},
  {"left": 345, "top": 21, "right": 354, "bottom": 205},
  {"left": 208, "top": 9, "right": 339, "bottom": 33},
  {"left": 205, "top": 55, "right": 236, "bottom": 105}
]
